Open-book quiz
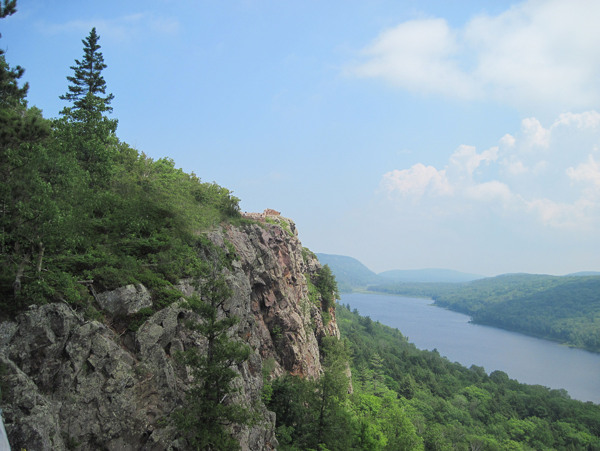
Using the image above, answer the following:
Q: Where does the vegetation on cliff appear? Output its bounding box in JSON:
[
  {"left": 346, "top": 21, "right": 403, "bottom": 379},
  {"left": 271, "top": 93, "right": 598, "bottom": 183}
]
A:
[
  {"left": 172, "top": 248, "right": 253, "bottom": 450},
  {"left": 0, "top": 19, "right": 241, "bottom": 318}
]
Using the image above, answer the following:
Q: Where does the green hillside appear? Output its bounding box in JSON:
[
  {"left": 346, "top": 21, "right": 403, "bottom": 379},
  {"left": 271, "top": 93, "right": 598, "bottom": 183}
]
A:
[
  {"left": 316, "top": 253, "right": 381, "bottom": 292},
  {"left": 318, "top": 253, "right": 485, "bottom": 291},
  {"left": 371, "top": 274, "right": 600, "bottom": 352},
  {"left": 333, "top": 303, "right": 600, "bottom": 450}
]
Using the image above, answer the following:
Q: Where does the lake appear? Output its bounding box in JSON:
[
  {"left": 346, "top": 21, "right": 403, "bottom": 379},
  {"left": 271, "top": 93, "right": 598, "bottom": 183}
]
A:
[{"left": 342, "top": 292, "right": 600, "bottom": 404}]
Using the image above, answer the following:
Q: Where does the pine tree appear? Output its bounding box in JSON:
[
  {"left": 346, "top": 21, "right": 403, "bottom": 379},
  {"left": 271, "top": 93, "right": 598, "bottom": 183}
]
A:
[
  {"left": 173, "top": 249, "right": 253, "bottom": 450},
  {"left": 0, "top": 0, "right": 16, "bottom": 18},
  {"left": 57, "top": 27, "right": 117, "bottom": 186},
  {"left": 0, "top": 0, "right": 27, "bottom": 109},
  {"left": 60, "top": 27, "right": 114, "bottom": 119}
]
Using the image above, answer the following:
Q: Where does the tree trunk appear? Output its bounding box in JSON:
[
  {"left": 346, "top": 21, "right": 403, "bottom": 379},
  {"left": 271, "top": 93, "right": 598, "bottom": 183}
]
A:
[
  {"left": 13, "top": 252, "right": 30, "bottom": 295},
  {"left": 36, "top": 241, "right": 45, "bottom": 274}
]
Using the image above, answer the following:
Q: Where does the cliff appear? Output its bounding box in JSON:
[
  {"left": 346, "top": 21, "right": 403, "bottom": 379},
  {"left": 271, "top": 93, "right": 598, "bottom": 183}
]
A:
[{"left": 0, "top": 214, "right": 339, "bottom": 450}]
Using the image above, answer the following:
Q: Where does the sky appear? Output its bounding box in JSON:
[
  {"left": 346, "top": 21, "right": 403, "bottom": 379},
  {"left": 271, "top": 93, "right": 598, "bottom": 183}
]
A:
[{"left": 3, "top": 0, "right": 600, "bottom": 276}]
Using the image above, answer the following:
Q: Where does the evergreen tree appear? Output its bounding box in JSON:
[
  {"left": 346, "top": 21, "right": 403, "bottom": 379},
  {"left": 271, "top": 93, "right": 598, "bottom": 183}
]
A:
[
  {"left": 173, "top": 250, "right": 252, "bottom": 450},
  {"left": 57, "top": 27, "right": 117, "bottom": 185},
  {"left": 314, "top": 336, "right": 353, "bottom": 449},
  {"left": 315, "top": 264, "right": 340, "bottom": 311},
  {"left": 0, "top": 0, "right": 29, "bottom": 122},
  {"left": 60, "top": 27, "right": 114, "bottom": 119},
  {"left": 0, "top": 0, "right": 16, "bottom": 18}
]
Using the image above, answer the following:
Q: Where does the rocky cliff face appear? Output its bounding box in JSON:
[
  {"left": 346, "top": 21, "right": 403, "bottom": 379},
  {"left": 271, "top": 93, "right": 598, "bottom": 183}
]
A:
[{"left": 0, "top": 215, "right": 339, "bottom": 450}]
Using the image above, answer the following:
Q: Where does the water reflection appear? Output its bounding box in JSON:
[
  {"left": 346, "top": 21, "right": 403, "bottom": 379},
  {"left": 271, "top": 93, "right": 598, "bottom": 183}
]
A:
[{"left": 342, "top": 293, "right": 600, "bottom": 403}]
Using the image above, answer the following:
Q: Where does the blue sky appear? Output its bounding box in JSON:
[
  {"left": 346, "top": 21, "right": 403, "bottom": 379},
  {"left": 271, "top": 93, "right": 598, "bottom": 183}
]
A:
[{"left": 4, "top": 0, "right": 600, "bottom": 276}]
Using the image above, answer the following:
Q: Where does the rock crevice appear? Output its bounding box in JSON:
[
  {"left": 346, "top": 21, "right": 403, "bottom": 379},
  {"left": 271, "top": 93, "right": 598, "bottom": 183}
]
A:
[{"left": 1, "top": 216, "right": 338, "bottom": 450}]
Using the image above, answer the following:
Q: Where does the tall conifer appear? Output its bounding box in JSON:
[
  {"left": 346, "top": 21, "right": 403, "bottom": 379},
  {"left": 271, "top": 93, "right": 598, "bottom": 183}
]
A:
[
  {"left": 60, "top": 27, "right": 114, "bottom": 117},
  {"left": 58, "top": 27, "right": 117, "bottom": 185}
]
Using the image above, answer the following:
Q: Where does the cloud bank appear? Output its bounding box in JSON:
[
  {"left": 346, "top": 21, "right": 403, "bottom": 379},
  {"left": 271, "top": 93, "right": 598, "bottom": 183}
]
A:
[
  {"left": 381, "top": 111, "right": 600, "bottom": 230},
  {"left": 352, "top": 0, "right": 600, "bottom": 111}
]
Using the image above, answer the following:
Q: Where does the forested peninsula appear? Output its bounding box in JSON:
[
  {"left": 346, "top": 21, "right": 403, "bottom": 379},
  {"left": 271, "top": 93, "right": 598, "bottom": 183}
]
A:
[
  {"left": 2, "top": 2, "right": 600, "bottom": 450},
  {"left": 370, "top": 274, "right": 600, "bottom": 353}
]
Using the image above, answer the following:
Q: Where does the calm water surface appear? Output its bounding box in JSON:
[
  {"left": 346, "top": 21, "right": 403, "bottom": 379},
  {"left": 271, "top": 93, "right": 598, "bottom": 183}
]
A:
[{"left": 342, "top": 292, "right": 600, "bottom": 404}]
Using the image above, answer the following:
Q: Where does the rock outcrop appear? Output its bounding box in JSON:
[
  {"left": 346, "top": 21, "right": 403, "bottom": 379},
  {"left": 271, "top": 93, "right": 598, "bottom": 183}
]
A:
[{"left": 0, "top": 215, "right": 339, "bottom": 450}]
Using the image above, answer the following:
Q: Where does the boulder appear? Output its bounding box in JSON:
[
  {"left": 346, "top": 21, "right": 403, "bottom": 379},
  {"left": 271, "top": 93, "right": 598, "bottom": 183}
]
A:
[{"left": 96, "top": 284, "right": 153, "bottom": 316}]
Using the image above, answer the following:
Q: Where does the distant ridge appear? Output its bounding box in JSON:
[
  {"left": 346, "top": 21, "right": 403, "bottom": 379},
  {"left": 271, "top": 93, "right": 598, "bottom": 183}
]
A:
[
  {"left": 316, "top": 253, "right": 379, "bottom": 292},
  {"left": 316, "top": 253, "right": 485, "bottom": 291},
  {"left": 378, "top": 268, "right": 484, "bottom": 283},
  {"left": 567, "top": 271, "right": 600, "bottom": 276}
]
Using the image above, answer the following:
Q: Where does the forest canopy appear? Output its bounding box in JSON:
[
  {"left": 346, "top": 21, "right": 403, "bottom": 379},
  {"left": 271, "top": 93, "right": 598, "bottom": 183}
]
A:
[
  {"left": 370, "top": 274, "right": 600, "bottom": 353},
  {"left": 0, "top": 22, "right": 242, "bottom": 316}
]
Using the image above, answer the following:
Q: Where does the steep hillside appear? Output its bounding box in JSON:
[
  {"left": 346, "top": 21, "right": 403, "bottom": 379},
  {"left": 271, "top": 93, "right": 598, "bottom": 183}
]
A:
[
  {"left": 318, "top": 254, "right": 484, "bottom": 291},
  {"left": 315, "top": 253, "right": 380, "bottom": 292},
  {"left": 0, "top": 214, "right": 340, "bottom": 450}
]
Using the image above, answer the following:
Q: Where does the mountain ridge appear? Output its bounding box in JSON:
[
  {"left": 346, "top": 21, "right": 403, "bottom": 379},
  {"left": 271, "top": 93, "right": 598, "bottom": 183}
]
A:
[{"left": 317, "top": 253, "right": 485, "bottom": 290}]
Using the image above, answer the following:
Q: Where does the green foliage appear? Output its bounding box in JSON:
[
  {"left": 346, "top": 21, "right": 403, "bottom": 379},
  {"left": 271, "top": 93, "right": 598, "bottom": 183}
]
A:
[
  {"left": 371, "top": 274, "right": 600, "bottom": 352},
  {"left": 60, "top": 27, "right": 114, "bottom": 117},
  {"left": 58, "top": 27, "right": 118, "bottom": 187},
  {"left": 268, "top": 334, "right": 423, "bottom": 450},
  {"left": 172, "top": 263, "right": 253, "bottom": 450},
  {"left": 0, "top": 0, "right": 26, "bottom": 105},
  {"left": 265, "top": 216, "right": 294, "bottom": 237},
  {"left": 0, "top": 132, "right": 241, "bottom": 313},
  {"left": 314, "top": 264, "right": 340, "bottom": 311},
  {"left": 261, "top": 357, "right": 276, "bottom": 404},
  {"left": 268, "top": 337, "right": 355, "bottom": 451},
  {"left": 302, "top": 247, "right": 317, "bottom": 264},
  {"left": 0, "top": 22, "right": 242, "bottom": 316},
  {"left": 305, "top": 264, "right": 340, "bottom": 325},
  {"left": 336, "top": 303, "right": 600, "bottom": 450},
  {"left": 306, "top": 274, "right": 320, "bottom": 305},
  {"left": 0, "top": 1, "right": 16, "bottom": 18}
]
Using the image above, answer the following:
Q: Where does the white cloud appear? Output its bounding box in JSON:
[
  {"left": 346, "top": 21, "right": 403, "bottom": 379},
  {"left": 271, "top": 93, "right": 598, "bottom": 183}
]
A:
[
  {"left": 465, "top": 181, "right": 512, "bottom": 203},
  {"left": 567, "top": 155, "right": 600, "bottom": 190},
  {"left": 553, "top": 111, "right": 600, "bottom": 129},
  {"left": 500, "top": 134, "right": 516, "bottom": 148},
  {"left": 449, "top": 144, "right": 498, "bottom": 176},
  {"left": 351, "top": 0, "right": 600, "bottom": 111},
  {"left": 503, "top": 156, "right": 528, "bottom": 176},
  {"left": 352, "top": 18, "right": 477, "bottom": 99},
  {"left": 381, "top": 163, "right": 452, "bottom": 199},
  {"left": 525, "top": 198, "right": 594, "bottom": 229},
  {"left": 521, "top": 117, "right": 550, "bottom": 148},
  {"left": 381, "top": 111, "right": 600, "bottom": 230}
]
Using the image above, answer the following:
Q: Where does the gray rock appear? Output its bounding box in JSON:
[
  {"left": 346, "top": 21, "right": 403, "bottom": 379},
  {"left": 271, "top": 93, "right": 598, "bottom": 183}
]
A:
[
  {"left": 96, "top": 284, "right": 153, "bottom": 316},
  {"left": 0, "top": 216, "right": 341, "bottom": 450}
]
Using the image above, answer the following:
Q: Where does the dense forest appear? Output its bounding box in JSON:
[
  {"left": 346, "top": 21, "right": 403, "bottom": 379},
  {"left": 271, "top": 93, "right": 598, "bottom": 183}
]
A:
[
  {"left": 267, "top": 303, "right": 600, "bottom": 449},
  {"left": 370, "top": 274, "right": 600, "bottom": 353},
  {"left": 3, "top": 3, "right": 600, "bottom": 449},
  {"left": 0, "top": 11, "right": 242, "bottom": 319},
  {"left": 333, "top": 304, "right": 600, "bottom": 450}
]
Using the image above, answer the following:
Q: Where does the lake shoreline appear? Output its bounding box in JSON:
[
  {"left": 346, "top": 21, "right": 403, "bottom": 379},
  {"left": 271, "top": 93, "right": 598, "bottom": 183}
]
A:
[
  {"left": 343, "top": 289, "right": 599, "bottom": 354},
  {"left": 341, "top": 292, "right": 600, "bottom": 403}
]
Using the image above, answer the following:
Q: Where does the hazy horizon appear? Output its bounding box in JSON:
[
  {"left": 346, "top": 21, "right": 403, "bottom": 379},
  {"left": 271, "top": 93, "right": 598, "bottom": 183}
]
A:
[
  {"left": 316, "top": 252, "right": 600, "bottom": 278},
  {"left": 5, "top": 0, "right": 600, "bottom": 276}
]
